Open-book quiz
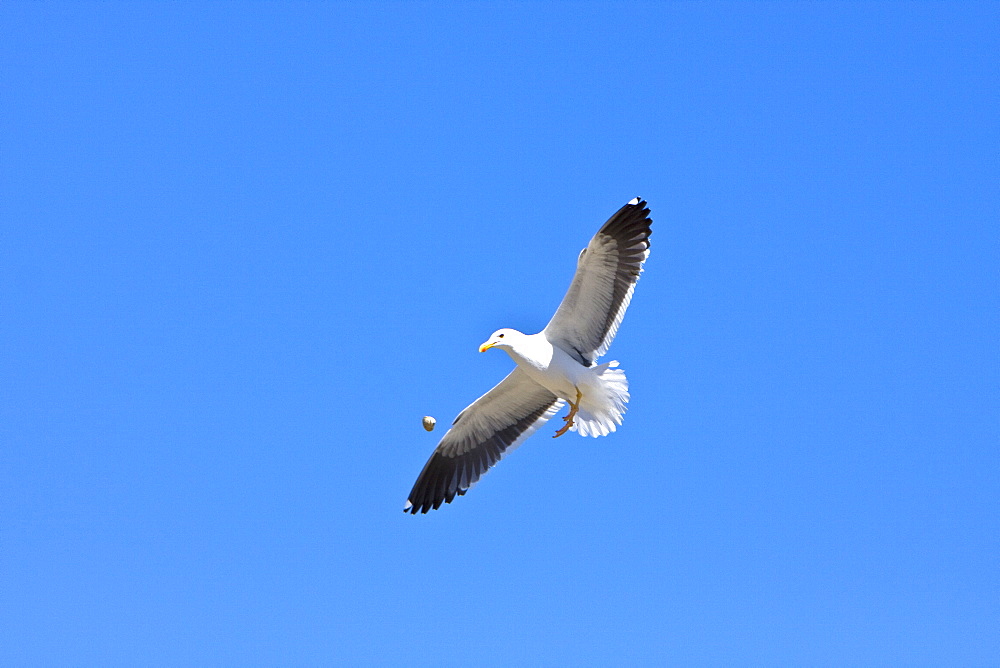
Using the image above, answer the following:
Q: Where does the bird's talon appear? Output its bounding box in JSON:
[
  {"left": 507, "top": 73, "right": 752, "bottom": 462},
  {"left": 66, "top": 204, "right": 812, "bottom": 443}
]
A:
[
  {"left": 553, "top": 392, "right": 581, "bottom": 438},
  {"left": 553, "top": 421, "right": 573, "bottom": 438}
]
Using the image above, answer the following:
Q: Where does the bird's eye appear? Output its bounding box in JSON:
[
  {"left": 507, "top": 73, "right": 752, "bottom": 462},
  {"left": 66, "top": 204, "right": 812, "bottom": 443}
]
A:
[{"left": 498, "top": 333, "right": 504, "bottom": 338}]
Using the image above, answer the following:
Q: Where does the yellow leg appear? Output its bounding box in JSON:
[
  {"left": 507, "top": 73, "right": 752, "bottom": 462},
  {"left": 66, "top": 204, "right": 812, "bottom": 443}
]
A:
[{"left": 553, "top": 389, "right": 583, "bottom": 438}]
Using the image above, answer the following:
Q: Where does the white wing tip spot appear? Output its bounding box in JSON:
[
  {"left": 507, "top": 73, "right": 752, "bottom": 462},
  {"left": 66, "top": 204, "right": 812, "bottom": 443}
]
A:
[
  {"left": 403, "top": 500, "right": 413, "bottom": 511},
  {"left": 628, "top": 197, "right": 641, "bottom": 205}
]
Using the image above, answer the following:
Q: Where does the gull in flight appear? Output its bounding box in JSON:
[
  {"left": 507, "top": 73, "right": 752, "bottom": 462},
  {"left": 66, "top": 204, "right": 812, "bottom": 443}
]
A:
[{"left": 404, "top": 198, "right": 652, "bottom": 513}]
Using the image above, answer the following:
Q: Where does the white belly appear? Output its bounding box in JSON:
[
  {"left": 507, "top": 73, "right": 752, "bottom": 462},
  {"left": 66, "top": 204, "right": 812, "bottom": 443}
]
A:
[{"left": 507, "top": 336, "right": 586, "bottom": 400}]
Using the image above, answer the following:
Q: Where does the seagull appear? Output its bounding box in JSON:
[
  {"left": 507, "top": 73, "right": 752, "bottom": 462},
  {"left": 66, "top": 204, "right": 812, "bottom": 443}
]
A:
[{"left": 404, "top": 198, "right": 652, "bottom": 513}]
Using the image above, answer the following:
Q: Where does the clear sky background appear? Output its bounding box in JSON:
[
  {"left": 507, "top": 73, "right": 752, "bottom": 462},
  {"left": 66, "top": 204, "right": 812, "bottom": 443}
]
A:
[{"left": 2, "top": 2, "right": 997, "bottom": 665}]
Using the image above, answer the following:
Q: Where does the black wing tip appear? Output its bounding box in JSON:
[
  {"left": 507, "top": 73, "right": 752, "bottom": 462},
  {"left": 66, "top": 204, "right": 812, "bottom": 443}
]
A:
[
  {"left": 625, "top": 196, "right": 649, "bottom": 214},
  {"left": 404, "top": 498, "right": 433, "bottom": 514},
  {"left": 612, "top": 197, "right": 651, "bottom": 220},
  {"left": 403, "top": 450, "right": 474, "bottom": 514},
  {"left": 403, "top": 488, "right": 467, "bottom": 514},
  {"left": 403, "top": 495, "right": 442, "bottom": 514},
  {"left": 600, "top": 197, "right": 652, "bottom": 238},
  {"left": 403, "top": 500, "right": 426, "bottom": 514},
  {"left": 403, "top": 398, "right": 557, "bottom": 515}
]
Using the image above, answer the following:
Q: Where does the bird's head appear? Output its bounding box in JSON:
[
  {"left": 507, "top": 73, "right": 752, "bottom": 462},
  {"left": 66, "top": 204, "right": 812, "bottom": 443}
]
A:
[{"left": 479, "top": 328, "right": 521, "bottom": 353}]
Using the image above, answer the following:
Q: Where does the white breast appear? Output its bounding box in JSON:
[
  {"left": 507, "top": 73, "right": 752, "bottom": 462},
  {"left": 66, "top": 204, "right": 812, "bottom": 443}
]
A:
[{"left": 506, "top": 333, "right": 584, "bottom": 400}]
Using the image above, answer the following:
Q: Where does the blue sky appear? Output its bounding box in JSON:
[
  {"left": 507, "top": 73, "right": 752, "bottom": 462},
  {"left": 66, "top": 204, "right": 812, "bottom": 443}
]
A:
[{"left": 2, "top": 2, "right": 997, "bottom": 665}]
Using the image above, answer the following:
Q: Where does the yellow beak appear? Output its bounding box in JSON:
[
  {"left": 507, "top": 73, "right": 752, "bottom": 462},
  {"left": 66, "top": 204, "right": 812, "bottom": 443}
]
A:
[{"left": 479, "top": 341, "right": 495, "bottom": 353}]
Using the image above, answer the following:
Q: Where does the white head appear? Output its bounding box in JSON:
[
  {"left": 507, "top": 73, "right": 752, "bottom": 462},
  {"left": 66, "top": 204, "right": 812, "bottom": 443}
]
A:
[{"left": 478, "top": 328, "right": 524, "bottom": 353}]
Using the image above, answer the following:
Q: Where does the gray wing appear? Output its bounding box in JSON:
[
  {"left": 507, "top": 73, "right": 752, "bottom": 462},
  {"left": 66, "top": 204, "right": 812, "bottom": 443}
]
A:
[
  {"left": 404, "top": 368, "right": 564, "bottom": 514},
  {"left": 543, "top": 198, "right": 652, "bottom": 366}
]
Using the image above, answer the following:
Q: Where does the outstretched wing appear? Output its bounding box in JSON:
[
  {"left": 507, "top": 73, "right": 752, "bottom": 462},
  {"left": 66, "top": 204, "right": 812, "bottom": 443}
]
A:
[
  {"left": 405, "top": 368, "right": 564, "bottom": 514},
  {"left": 543, "top": 198, "right": 652, "bottom": 366}
]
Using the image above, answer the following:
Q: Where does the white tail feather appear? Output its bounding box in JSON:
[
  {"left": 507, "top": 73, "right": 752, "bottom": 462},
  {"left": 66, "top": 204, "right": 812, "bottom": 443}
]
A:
[{"left": 571, "top": 361, "right": 629, "bottom": 438}]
